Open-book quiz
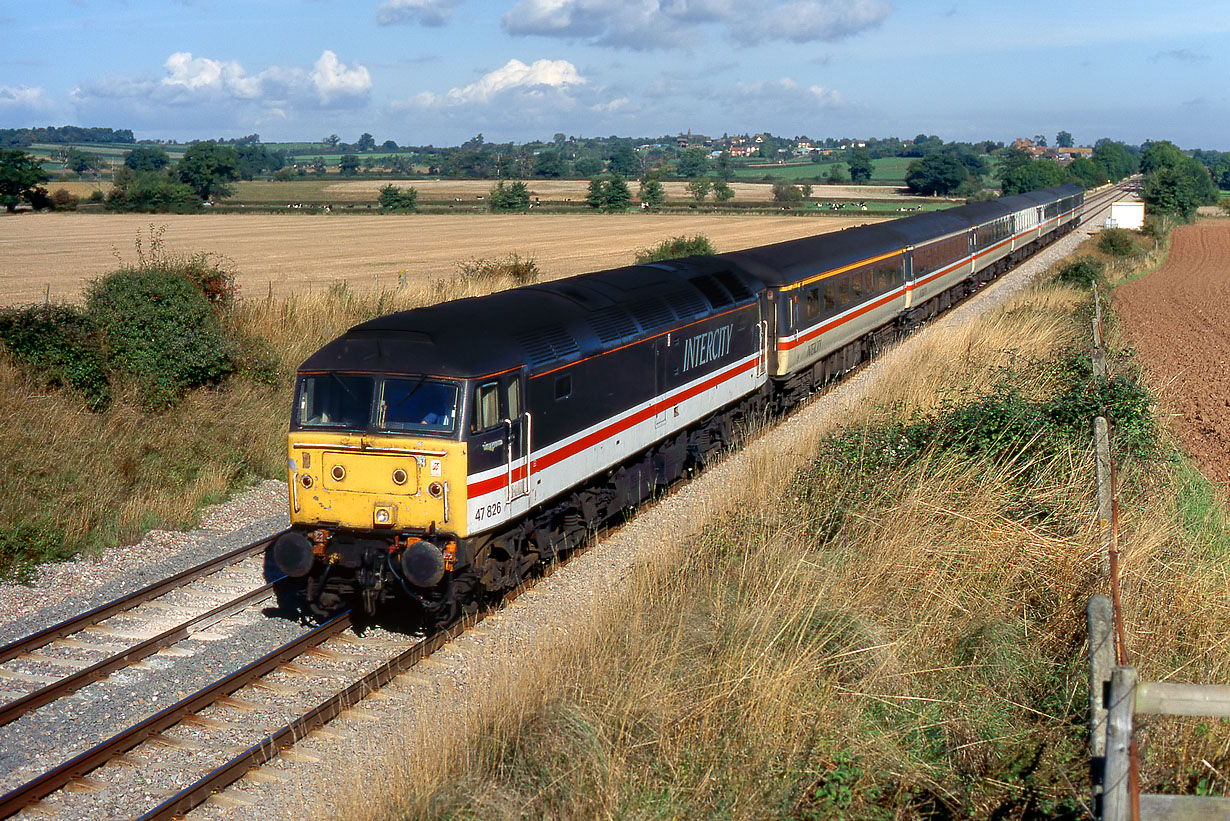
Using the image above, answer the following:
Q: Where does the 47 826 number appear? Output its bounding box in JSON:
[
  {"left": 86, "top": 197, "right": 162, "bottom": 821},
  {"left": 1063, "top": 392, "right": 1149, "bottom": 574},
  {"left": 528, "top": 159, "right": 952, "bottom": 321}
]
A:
[{"left": 474, "top": 501, "right": 503, "bottom": 521}]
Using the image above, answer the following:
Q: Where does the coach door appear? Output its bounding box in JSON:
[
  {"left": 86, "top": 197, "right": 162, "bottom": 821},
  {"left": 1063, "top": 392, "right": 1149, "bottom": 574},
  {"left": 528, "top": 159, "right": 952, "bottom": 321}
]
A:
[
  {"left": 505, "top": 371, "right": 531, "bottom": 502},
  {"left": 654, "top": 341, "right": 669, "bottom": 429}
]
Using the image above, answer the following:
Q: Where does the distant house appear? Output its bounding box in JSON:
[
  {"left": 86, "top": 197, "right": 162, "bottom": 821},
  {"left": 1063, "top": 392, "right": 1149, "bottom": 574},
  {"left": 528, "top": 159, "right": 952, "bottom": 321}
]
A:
[
  {"left": 1057, "top": 146, "right": 1093, "bottom": 160},
  {"left": 1012, "top": 138, "right": 1048, "bottom": 157}
]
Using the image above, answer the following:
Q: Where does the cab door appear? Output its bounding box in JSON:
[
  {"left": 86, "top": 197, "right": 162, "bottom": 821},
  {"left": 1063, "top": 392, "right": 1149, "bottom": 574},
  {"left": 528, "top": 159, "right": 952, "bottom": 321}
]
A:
[{"left": 505, "top": 370, "right": 531, "bottom": 501}]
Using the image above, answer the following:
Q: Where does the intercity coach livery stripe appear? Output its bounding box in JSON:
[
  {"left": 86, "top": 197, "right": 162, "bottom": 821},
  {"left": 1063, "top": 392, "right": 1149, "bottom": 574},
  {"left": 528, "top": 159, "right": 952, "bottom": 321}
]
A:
[{"left": 272, "top": 183, "right": 1085, "bottom": 622}]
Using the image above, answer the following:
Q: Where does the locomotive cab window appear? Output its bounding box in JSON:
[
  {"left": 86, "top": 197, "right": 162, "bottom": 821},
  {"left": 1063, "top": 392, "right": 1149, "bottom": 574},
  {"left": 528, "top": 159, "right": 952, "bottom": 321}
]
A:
[
  {"left": 473, "top": 381, "right": 501, "bottom": 431},
  {"left": 379, "top": 377, "right": 458, "bottom": 433},
  {"left": 298, "top": 374, "right": 373, "bottom": 429}
]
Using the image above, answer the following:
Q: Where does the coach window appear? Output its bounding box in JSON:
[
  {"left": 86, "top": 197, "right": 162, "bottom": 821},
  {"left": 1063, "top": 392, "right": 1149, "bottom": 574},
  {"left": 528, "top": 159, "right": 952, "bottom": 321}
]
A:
[
  {"left": 473, "top": 381, "right": 501, "bottom": 432},
  {"left": 823, "top": 280, "right": 836, "bottom": 313},
  {"left": 836, "top": 276, "right": 851, "bottom": 308},
  {"left": 805, "top": 288, "right": 819, "bottom": 320}
]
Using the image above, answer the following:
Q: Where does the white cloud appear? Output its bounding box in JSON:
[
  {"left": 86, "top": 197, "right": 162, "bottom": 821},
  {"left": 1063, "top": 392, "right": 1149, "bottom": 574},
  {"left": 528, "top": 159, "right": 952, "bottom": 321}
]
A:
[
  {"left": 310, "top": 50, "right": 373, "bottom": 103},
  {"left": 419, "top": 58, "right": 586, "bottom": 105},
  {"left": 377, "top": 0, "right": 461, "bottom": 26},
  {"left": 502, "top": 0, "right": 891, "bottom": 49},
  {"left": 729, "top": 77, "right": 844, "bottom": 107},
  {"left": 593, "top": 95, "right": 631, "bottom": 113},
  {"left": 163, "top": 52, "right": 262, "bottom": 98},
  {"left": 0, "top": 85, "right": 53, "bottom": 109},
  {"left": 735, "top": 0, "right": 892, "bottom": 44}
]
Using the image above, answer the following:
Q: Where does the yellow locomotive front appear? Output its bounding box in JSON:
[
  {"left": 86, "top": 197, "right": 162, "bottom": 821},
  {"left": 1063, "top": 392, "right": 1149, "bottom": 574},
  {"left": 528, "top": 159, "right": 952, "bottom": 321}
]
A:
[{"left": 272, "top": 371, "right": 471, "bottom": 617}]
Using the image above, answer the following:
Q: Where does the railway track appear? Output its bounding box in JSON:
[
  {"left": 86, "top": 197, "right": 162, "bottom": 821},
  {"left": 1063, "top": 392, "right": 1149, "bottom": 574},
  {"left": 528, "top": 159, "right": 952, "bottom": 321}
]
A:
[{"left": 0, "top": 182, "right": 1134, "bottom": 819}]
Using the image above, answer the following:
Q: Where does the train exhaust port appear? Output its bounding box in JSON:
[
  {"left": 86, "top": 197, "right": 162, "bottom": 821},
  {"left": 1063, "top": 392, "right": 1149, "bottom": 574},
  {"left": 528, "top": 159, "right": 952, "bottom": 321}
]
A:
[{"left": 272, "top": 531, "right": 315, "bottom": 577}]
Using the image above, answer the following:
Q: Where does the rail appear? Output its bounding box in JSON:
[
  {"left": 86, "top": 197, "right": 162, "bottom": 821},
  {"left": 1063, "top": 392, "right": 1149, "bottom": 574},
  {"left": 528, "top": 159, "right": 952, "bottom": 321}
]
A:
[{"left": 1085, "top": 286, "right": 1230, "bottom": 819}]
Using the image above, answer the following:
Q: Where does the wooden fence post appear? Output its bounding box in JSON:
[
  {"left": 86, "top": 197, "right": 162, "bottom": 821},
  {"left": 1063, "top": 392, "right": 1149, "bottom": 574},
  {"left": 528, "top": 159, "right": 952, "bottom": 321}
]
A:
[
  {"left": 1088, "top": 595, "right": 1115, "bottom": 813},
  {"left": 1104, "top": 666, "right": 1138, "bottom": 821},
  {"left": 1095, "top": 417, "right": 1113, "bottom": 577}
]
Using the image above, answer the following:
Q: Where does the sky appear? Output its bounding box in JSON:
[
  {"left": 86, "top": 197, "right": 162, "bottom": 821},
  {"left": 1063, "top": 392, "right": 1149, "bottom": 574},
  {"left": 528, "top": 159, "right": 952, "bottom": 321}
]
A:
[{"left": 3, "top": 0, "right": 1230, "bottom": 149}]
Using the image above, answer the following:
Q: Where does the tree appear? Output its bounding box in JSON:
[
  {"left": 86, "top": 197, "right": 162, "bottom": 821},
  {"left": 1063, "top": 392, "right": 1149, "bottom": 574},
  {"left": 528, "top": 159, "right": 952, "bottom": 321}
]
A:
[
  {"left": 1033, "top": 135, "right": 1048, "bottom": 148},
  {"left": 323, "top": 134, "right": 341, "bottom": 148},
  {"left": 825, "top": 164, "right": 846, "bottom": 184},
  {"left": 338, "top": 154, "right": 360, "bottom": 176},
  {"left": 1139, "top": 140, "right": 1185, "bottom": 174},
  {"left": 176, "top": 141, "right": 239, "bottom": 200},
  {"left": 847, "top": 150, "right": 873, "bottom": 184},
  {"left": 1091, "top": 139, "right": 1137, "bottom": 181},
  {"left": 638, "top": 175, "right": 666, "bottom": 210},
  {"left": 105, "top": 167, "right": 197, "bottom": 212},
  {"left": 310, "top": 156, "right": 327, "bottom": 176},
  {"left": 1000, "top": 159, "right": 1066, "bottom": 195},
  {"left": 64, "top": 148, "right": 95, "bottom": 177},
  {"left": 489, "top": 180, "right": 530, "bottom": 211},
  {"left": 686, "top": 177, "right": 712, "bottom": 203},
  {"left": 124, "top": 146, "right": 171, "bottom": 172},
  {"left": 1065, "top": 156, "right": 1108, "bottom": 188},
  {"left": 574, "top": 157, "right": 604, "bottom": 177},
  {"left": 1142, "top": 156, "right": 1218, "bottom": 220},
  {"left": 608, "top": 144, "right": 640, "bottom": 177},
  {"left": 712, "top": 179, "right": 735, "bottom": 202},
  {"left": 356, "top": 133, "right": 377, "bottom": 152},
  {"left": 771, "top": 181, "right": 803, "bottom": 205},
  {"left": 378, "top": 184, "right": 418, "bottom": 211},
  {"left": 604, "top": 175, "right": 631, "bottom": 211},
  {"left": 586, "top": 175, "right": 630, "bottom": 212},
  {"left": 534, "top": 150, "right": 566, "bottom": 178},
  {"left": 677, "top": 147, "right": 709, "bottom": 178},
  {"left": 381, "top": 140, "right": 399, "bottom": 152},
  {"left": 0, "top": 149, "right": 49, "bottom": 211},
  {"left": 905, "top": 154, "right": 968, "bottom": 196},
  {"left": 714, "top": 151, "right": 733, "bottom": 181},
  {"left": 1056, "top": 131, "right": 1074, "bottom": 149}
]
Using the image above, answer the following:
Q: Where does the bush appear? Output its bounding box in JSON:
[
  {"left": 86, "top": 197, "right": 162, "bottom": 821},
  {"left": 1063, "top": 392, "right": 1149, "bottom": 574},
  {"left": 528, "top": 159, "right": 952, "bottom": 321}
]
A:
[
  {"left": 455, "top": 253, "right": 539, "bottom": 286},
  {"left": 0, "top": 305, "right": 110, "bottom": 410},
  {"left": 378, "top": 184, "right": 419, "bottom": 212},
  {"left": 50, "top": 188, "right": 80, "bottom": 210},
  {"left": 489, "top": 180, "right": 531, "bottom": 212},
  {"left": 1098, "top": 227, "right": 1139, "bottom": 257},
  {"left": 86, "top": 269, "right": 233, "bottom": 409},
  {"left": 634, "top": 235, "right": 716, "bottom": 264},
  {"left": 1053, "top": 256, "right": 1105, "bottom": 287}
]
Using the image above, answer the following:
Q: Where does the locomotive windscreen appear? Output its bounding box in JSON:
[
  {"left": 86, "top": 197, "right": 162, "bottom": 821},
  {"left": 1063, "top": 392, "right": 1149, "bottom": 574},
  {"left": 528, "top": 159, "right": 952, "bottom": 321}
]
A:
[{"left": 296, "top": 374, "right": 459, "bottom": 434}]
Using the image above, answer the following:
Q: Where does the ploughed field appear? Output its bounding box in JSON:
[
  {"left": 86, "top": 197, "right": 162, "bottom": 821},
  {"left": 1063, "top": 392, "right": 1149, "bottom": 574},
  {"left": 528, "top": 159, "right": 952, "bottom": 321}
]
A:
[
  {"left": 0, "top": 212, "right": 876, "bottom": 306},
  {"left": 1114, "top": 220, "right": 1230, "bottom": 494}
]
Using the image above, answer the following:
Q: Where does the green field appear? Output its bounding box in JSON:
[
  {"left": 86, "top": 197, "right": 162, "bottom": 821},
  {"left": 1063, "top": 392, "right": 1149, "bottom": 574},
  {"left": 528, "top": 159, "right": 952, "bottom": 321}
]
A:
[{"left": 732, "top": 156, "right": 913, "bottom": 184}]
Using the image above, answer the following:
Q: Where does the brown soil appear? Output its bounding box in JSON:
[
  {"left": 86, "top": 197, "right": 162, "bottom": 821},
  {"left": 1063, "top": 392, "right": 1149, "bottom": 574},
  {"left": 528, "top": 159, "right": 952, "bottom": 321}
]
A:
[
  {"left": 1114, "top": 220, "right": 1230, "bottom": 494},
  {"left": 0, "top": 212, "right": 876, "bottom": 306}
]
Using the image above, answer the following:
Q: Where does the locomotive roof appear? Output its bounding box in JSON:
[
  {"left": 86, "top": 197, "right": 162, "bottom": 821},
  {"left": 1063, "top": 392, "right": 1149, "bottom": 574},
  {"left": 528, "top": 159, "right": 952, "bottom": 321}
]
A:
[{"left": 298, "top": 259, "right": 763, "bottom": 379}]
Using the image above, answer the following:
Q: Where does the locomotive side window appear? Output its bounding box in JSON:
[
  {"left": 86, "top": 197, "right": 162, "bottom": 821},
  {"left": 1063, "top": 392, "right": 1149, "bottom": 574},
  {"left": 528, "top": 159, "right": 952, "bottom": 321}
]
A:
[
  {"left": 298, "top": 374, "right": 373, "bottom": 429},
  {"left": 555, "top": 375, "right": 572, "bottom": 401},
  {"left": 473, "top": 382, "right": 501, "bottom": 431},
  {"left": 508, "top": 377, "right": 522, "bottom": 419}
]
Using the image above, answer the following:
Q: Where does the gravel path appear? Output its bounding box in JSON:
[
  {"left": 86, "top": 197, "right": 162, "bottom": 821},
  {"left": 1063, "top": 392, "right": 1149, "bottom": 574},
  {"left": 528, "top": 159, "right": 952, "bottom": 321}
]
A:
[{"left": 0, "top": 198, "right": 1115, "bottom": 819}]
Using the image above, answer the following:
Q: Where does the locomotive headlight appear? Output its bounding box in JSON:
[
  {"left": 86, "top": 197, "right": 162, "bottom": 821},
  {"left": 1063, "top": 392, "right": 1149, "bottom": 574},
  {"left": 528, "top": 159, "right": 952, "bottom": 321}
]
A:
[
  {"left": 373, "top": 503, "right": 395, "bottom": 526},
  {"left": 392, "top": 468, "right": 408, "bottom": 486},
  {"left": 331, "top": 465, "right": 346, "bottom": 481},
  {"left": 428, "top": 482, "right": 444, "bottom": 499},
  {"left": 300, "top": 474, "right": 314, "bottom": 489}
]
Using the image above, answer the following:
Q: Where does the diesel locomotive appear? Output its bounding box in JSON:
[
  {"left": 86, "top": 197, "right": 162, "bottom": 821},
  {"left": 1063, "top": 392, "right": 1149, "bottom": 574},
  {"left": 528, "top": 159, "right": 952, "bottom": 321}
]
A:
[{"left": 271, "top": 184, "right": 1085, "bottom": 621}]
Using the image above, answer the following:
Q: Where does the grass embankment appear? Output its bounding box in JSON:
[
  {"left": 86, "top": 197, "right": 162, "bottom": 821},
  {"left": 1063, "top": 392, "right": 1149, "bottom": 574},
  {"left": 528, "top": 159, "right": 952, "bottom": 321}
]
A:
[
  {"left": 0, "top": 243, "right": 537, "bottom": 580},
  {"left": 337, "top": 233, "right": 1230, "bottom": 817}
]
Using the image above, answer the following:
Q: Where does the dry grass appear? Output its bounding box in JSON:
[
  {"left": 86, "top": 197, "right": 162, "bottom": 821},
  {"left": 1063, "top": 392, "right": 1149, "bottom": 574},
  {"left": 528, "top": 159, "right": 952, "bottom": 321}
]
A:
[{"left": 325, "top": 238, "right": 1230, "bottom": 818}]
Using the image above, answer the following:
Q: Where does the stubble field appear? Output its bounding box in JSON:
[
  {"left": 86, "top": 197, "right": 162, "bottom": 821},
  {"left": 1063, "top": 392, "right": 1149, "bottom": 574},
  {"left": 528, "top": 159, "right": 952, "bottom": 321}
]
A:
[{"left": 0, "top": 212, "right": 877, "bottom": 306}]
